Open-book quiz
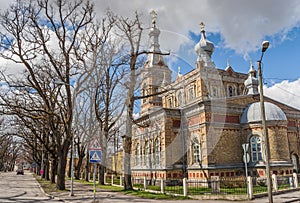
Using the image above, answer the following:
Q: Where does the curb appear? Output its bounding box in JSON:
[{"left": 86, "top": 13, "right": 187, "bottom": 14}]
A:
[{"left": 32, "top": 173, "right": 56, "bottom": 200}]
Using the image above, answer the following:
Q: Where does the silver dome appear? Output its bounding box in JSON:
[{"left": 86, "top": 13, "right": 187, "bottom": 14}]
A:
[{"left": 241, "top": 102, "right": 287, "bottom": 123}]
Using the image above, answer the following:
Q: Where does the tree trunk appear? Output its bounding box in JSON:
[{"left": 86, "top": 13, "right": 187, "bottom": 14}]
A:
[
  {"left": 50, "top": 159, "right": 57, "bottom": 184},
  {"left": 85, "top": 158, "right": 89, "bottom": 181},
  {"left": 98, "top": 150, "right": 107, "bottom": 185},
  {"left": 123, "top": 103, "right": 134, "bottom": 190},
  {"left": 123, "top": 56, "right": 136, "bottom": 190},
  {"left": 75, "top": 154, "right": 84, "bottom": 180},
  {"left": 45, "top": 158, "right": 50, "bottom": 181},
  {"left": 56, "top": 155, "right": 67, "bottom": 190},
  {"left": 123, "top": 137, "right": 132, "bottom": 190},
  {"left": 98, "top": 138, "right": 107, "bottom": 185}
]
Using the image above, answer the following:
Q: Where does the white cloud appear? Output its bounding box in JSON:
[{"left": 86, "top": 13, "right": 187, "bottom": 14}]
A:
[
  {"left": 1, "top": 0, "right": 300, "bottom": 110},
  {"left": 94, "top": 0, "right": 300, "bottom": 56},
  {"left": 1, "top": 0, "right": 300, "bottom": 60},
  {"left": 264, "top": 79, "right": 300, "bottom": 110}
]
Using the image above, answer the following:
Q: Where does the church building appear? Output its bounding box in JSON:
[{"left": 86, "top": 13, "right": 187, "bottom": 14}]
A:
[{"left": 130, "top": 12, "right": 300, "bottom": 182}]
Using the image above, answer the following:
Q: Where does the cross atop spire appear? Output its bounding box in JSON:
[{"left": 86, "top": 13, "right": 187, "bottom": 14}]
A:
[
  {"left": 249, "top": 58, "right": 256, "bottom": 73},
  {"left": 150, "top": 10, "right": 157, "bottom": 28},
  {"left": 227, "top": 59, "right": 230, "bottom": 67},
  {"left": 200, "top": 22, "right": 205, "bottom": 32}
]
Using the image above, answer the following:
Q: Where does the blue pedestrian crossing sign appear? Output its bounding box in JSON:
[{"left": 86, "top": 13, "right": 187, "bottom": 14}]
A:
[{"left": 89, "top": 150, "right": 102, "bottom": 163}]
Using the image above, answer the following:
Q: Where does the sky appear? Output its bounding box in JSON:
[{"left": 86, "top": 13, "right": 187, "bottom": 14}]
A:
[{"left": 1, "top": 0, "right": 300, "bottom": 109}]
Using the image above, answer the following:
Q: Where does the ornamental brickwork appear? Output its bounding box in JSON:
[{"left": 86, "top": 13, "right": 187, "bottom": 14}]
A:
[{"left": 129, "top": 14, "right": 300, "bottom": 182}]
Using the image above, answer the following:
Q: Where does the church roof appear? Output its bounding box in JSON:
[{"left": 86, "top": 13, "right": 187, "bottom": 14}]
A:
[{"left": 241, "top": 102, "right": 287, "bottom": 123}]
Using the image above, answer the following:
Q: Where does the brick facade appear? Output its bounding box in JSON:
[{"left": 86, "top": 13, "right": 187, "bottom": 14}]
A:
[{"left": 130, "top": 19, "right": 300, "bottom": 181}]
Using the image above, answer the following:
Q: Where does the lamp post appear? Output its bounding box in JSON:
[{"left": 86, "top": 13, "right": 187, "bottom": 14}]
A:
[{"left": 257, "top": 40, "right": 273, "bottom": 203}]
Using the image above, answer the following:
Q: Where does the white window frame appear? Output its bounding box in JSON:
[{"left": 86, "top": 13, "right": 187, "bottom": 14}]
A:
[{"left": 250, "top": 136, "right": 262, "bottom": 162}]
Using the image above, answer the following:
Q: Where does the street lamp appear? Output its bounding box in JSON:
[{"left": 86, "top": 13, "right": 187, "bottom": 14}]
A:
[{"left": 257, "top": 40, "right": 273, "bottom": 203}]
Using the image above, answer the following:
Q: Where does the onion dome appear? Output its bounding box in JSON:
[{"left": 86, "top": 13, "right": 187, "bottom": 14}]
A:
[
  {"left": 244, "top": 59, "right": 259, "bottom": 95},
  {"left": 194, "top": 22, "right": 214, "bottom": 62}
]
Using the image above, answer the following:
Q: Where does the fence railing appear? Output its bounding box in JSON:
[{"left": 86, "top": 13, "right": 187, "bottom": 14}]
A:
[
  {"left": 252, "top": 177, "right": 268, "bottom": 194},
  {"left": 104, "top": 173, "right": 299, "bottom": 200},
  {"left": 186, "top": 178, "right": 247, "bottom": 195}
]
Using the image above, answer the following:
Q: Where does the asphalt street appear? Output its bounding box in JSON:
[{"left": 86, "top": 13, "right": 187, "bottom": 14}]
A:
[
  {"left": 1, "top": 171, "right": 300, "bottom": 203},
  {"left": 0, "top": 170, "right": 61, "bottom": 203}
]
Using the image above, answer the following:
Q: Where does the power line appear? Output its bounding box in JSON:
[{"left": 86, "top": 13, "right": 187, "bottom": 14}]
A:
[{"left": 264, "top": 78, "right": 300, "bottom": 99}]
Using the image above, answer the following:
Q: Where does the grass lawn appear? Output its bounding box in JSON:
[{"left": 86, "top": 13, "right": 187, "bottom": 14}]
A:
[
  {"left": 35, "top": 175, "right": 190, "bottom": 200},
  {"left": 122, "top": 189, "right": 190, "bottom": 200},
  {"left": 34, "top": 175, "right": 68, "bottom": 194}
]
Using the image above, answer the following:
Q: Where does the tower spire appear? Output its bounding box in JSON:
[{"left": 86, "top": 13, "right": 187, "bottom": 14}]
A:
[
  {"left": 150, "top": 10, "right": 157, "bottom": 28},
  {"left": 140, "top": 11, "right": 172, "bottom": 116},
  {"left": 146, "top": 10, "right": 165, "bottom": 66},
  {"left": 244, "top": 59, "right": 259, "bottom": 95}
]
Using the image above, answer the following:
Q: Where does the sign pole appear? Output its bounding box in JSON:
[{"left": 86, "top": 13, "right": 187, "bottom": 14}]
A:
[
  {"left": 93, "top": 163, "right": 96, "bottom": 202},
  {"left": 242, "top": 143, "right": 249, "bottom": 200},
  {"left": 89, "top": 137, "right": 102, "bottom": 202}
]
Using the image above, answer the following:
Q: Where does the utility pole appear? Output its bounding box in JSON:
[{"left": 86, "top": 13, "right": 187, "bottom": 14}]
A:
[{"left": 257, "top": 41, "right": 273, "bottom": 203}]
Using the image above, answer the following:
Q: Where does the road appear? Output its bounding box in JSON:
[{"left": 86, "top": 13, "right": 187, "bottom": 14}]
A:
[
  {"left": 0, "top": 170, "right": 61, "bottom": 203},
  {"left": 1, "top": 170, "right": 300, "bottom": 203}
]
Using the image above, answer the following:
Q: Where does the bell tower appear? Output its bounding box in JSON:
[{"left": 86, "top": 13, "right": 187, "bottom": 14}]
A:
[{"left": 140, "top": 11, "right": 172, "bottom": 116}]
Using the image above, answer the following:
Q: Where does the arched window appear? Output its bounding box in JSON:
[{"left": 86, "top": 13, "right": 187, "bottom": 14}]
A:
[
  {"left": 135, "top": 143, "right": 141, "bottom": 166},
  {"left": 292, "top": 154, "right": 299, "bottom": 173},
  {"left": 212, "top": 86, "right": 218, "bottom": 97},
  {"left": 228, "top": 86, "right": 233, "bottom": 97},
  {"left": 189, "top": 86, "right": 195, "bottom": 101},
  {"left": 145, "top": 141, "right": 150, "bottom": 167},
  {"left": 168, "top": 97, "right": 172, "bottom": 108},
  {"left": 178, "top": 91, "right": 183, "bottom": 106},
  {"left": 191, "top": 135, "right": 201, "bottom": 165},
  {"left": 193, "top": 143, "right": 200, "bottom": 163},
  {"left": 250, "top": 136, "right": 262, "bottom": 162},
  {"left": 154, "top": 138, "right": 160, "bottom": 165}
]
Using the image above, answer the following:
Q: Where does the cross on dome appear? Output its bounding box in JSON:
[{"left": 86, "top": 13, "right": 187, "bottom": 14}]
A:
[{"left": 194, "top": 21, "right": 214, "bottom": 64}]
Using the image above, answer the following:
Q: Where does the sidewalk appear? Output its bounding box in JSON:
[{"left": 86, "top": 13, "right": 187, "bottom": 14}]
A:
[{"left": 42, "top": 179, "right": 300, "bottom": 203}]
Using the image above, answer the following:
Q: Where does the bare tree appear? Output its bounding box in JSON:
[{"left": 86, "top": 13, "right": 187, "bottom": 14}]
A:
[
  {"left": 72, "top": 83, "right": 99, "bottom": 180},
  {"left": 114, "top": 12, "right": 145, "bottom": 190},
  {"left": 94, "top": 37, "right": 127, "bottom": 185},
  {"left": 70, "top": 10, "right": 126, "bottom": 184},
  {"left": 0, "top": 0, "right": 96, "bottom": 190},
  {"left": 115, "top": 11, "right": 170, "bottom": 190}
]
